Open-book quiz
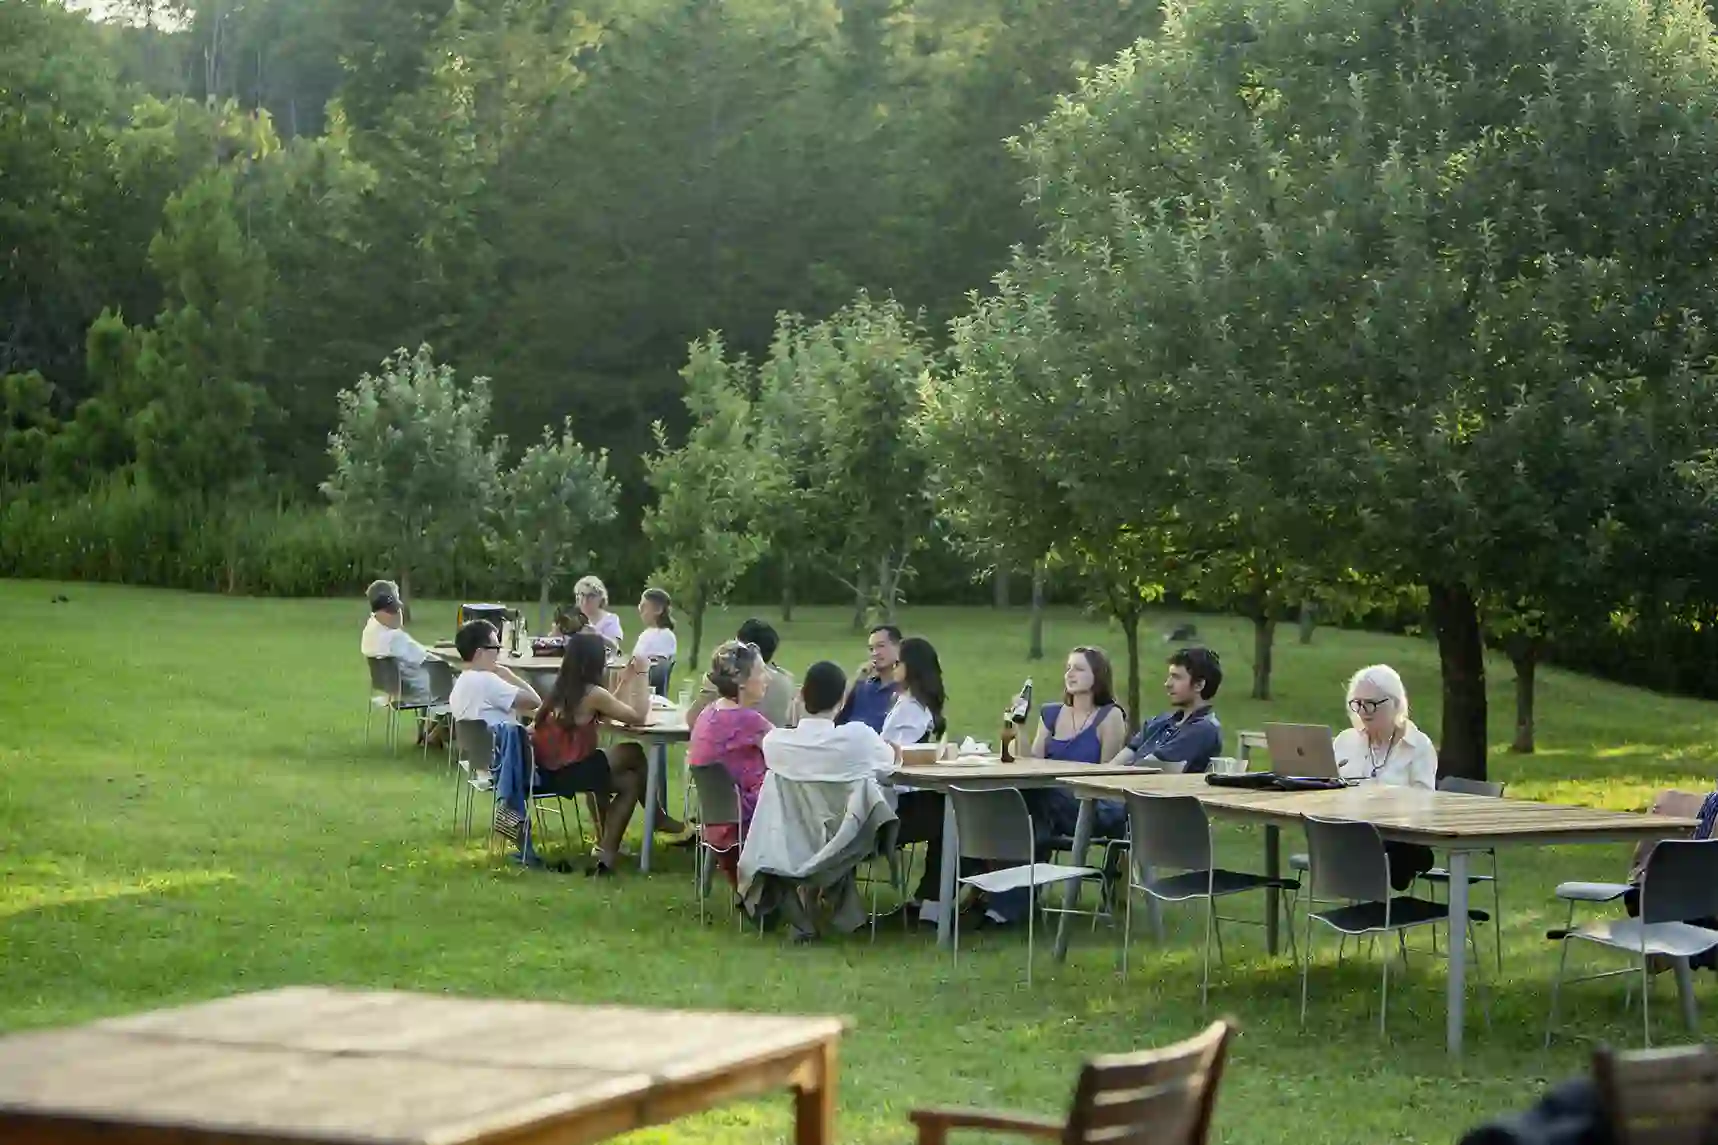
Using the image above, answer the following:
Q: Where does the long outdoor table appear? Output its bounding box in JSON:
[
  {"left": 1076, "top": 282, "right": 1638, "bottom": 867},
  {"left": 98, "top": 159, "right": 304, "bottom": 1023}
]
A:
[
  {"left": 1054, "top": 772, "right": 1698, "bottom": 1057},
  {"left": 890, "top": 759, "right": 1158, "bottom": 947},
  {"left": 0, "top": 986, "right": 846, "bottom": 1145},
  {"left": 429, "top": 646, "right": 689, "bottom": 873}
]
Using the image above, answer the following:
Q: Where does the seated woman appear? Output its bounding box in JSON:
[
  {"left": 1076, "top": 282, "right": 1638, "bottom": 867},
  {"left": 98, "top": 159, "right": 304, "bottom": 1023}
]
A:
[
  {"left": 1333, "top": 663, "right": 1438, "bottom": 889},
  {"left": 573, "top": 574, "right": 624, "bottom": 648},
  {"left": 687, "top": 641, "right": 775, "bottom": 885},
  {"left": 551, "top": 606, "right": 589, "bottom": 637},
  {"left": 530, "top": 632, "right": 653, "bottom": 877},
  {"left": 881, "top": 637, "right": 955, "bottom": 923},
  {"left": 632, "top": 587, "right": 679, "bottom": 693}
]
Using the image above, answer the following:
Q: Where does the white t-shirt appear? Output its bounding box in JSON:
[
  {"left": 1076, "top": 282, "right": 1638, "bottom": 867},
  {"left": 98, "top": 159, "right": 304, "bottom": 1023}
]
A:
[
  {"left": 361, "top": 616, "right": 427, "bottom": 665},
  {"left": 1334, "top": 721, "right": 1437, "bottom": 789},
  {"left": 592, "top": 611, "right": 624, "bottom": 645},
  {"left": 763, "top": 717, "right": 896, "bottom": 782},
  {"left": 881, "top": 695, "right": 935, "bottom": 746},
  {"left": 450, "top": 669, "right": 522, "bottom": 727},
  {"left": 633, "top": 626, "right": 678, "bottom": 661}
]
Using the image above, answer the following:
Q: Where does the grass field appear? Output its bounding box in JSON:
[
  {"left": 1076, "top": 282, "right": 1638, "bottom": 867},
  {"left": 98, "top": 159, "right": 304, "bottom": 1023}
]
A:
[{"left": 3, "top": 579, "right": 1716, "bottom": 1144}]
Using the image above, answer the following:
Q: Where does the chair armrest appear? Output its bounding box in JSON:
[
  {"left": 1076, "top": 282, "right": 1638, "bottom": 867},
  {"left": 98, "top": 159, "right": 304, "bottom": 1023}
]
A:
[{"left": 909, "top": 1106, "right": 1065, "bottom": 1145}]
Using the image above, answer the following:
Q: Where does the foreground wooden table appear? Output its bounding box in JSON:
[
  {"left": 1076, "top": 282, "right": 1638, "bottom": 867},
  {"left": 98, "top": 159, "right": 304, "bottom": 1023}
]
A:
[
  {"left": 0, "top": 987, "right": 845, "bottom": 1145},
  {"left": 1055, "top": 773, "right": 1697, "bottom": 1057},
  {"left": 891, "top": 759, "right": 1159, "bottom": 947}
]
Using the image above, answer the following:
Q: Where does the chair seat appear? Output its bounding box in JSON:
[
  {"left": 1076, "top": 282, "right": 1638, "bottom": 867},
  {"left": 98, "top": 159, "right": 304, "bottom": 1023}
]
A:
[
  {"left": 1420, "top": 868, "right": 1496, "bottom": 885},
  {"left": 961, "top": 863, "right": 1099, "bottom": 896},
  {"left": 1556, "top": 880, "right": 1632, "bottom": 903},
  {"left": 1311, "top": 895, "right": 1449, "bottom": 934},
  {"left": 1569, "top": 918, "right": 1718, "bottom": 959},
  {"left": 1145, "top": 869, "right": 1299, "bottom": 902}
]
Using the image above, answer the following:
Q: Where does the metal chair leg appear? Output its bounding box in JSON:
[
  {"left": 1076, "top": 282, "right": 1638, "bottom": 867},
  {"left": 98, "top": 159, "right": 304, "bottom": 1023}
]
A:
[
  {"left": 1121, "top": 880, "right": 1134, "bottom": 976},
  {"left": 1379, "top": 931, "right": 1392, "bottom": 1038},
  {"left": 1200, "top": 896, "right": 1215, "bottom": 1010},
  {"left": 1642, "top": 946, "right": 1653, "bottom": 1048},
  {"left": 1544, "top": 936, "right": 1573, "bottom": 1049},
  {"left": 1026, "top": 881, "right": 1036, "bottom": 987},
  {"left": 1299, "top": 914, "right": 1316, "bottom": 1026}
]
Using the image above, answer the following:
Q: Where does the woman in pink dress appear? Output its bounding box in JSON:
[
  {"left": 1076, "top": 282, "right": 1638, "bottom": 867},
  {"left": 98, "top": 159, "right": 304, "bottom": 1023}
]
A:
[{"left": 687, "top": 640, "right": 774, "bottom": 884}]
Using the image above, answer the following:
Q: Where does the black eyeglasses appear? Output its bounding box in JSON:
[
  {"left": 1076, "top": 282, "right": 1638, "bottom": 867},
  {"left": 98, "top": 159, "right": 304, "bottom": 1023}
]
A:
[
  {"left": 480, "top": 643, "right": 503, "bottom": 652},
  {"left": 1347, "top": 697, "right": 1392, "bottom": 716}
]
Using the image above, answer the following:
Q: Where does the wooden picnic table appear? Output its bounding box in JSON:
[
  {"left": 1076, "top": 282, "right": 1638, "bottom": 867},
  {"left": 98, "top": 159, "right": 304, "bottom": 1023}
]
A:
[
  {"left": 0, "top": 986, "right": 846, "bottom": 1145},
  {"left": 1053, "top": 772, "right": 1698, "bottom": 1057},
  {"left": 890, "top": 759, "right": 1160, "bottom": 947}
]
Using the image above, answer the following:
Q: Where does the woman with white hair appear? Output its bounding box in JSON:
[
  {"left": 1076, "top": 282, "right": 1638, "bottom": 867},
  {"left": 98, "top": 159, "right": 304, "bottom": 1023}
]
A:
[
  {"left": 573, "top": 575, "right": 624, "bottom": 647},
  {"left": 1332, "top": 664, "right": 1437, "bottom": 789}
]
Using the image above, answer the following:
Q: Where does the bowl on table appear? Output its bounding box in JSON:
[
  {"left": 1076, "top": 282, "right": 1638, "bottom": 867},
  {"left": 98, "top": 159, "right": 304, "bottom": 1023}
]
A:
[{"left": 898, "top": 744, "right": 946, "bottom": 767}]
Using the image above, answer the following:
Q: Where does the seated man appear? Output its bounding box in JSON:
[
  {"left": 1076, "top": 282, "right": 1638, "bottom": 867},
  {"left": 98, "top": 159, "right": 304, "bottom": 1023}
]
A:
[
  {"left": 449, "top": 619, "right": 542, "bottom": 728},
  {"left": 361, "top": 579, "right": 430, "bottom": 702},
  {"left": 740, "top": 662, "right": 899, "bottom": 939},
  {"left": 1107, "top": 646, "right": 1224, "bottom": 772},
  {"left": 835, "top": 624, "right": 901, "bottom": 732},
  {"left": 686, "top": 618, "right": 798, "bottom": 727}
]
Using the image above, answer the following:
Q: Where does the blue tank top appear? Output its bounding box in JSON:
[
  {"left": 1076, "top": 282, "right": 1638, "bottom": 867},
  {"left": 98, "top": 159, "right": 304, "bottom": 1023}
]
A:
[{"left": 1040, "top": 703, "right": 1114, "bottom": 765}]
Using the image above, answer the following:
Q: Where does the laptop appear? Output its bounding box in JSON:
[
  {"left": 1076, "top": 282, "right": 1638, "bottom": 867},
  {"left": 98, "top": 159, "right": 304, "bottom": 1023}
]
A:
[{"left": 1262, "top": 723, "right": 1344, "bottom": 780}]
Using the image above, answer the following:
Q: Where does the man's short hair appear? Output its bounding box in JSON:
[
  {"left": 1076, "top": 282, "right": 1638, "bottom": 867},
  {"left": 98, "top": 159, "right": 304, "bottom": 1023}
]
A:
[
  {"left": 737, "top": 618, "right": 779, "bottom": 663},
  {"left": 366, "top": 579, "right": 401, "bottom": 613},
  {"left": 869, "top": 624, "right": 903, "bottom": 645},
  {"left": 455, "top": 620, "right": 497, "bottom": 662},
  {"left": 1169, "top": 646, "right": 1222, "bottom": 701},
  {"left": 801, "top": 661, "right": 847, "bottom": 715}
]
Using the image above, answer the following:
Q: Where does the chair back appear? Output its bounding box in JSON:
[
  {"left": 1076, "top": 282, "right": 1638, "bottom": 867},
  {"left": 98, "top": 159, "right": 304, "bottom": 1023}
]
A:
[
  {"left": 454, "top": 719, "right": 494, "bottom": 772},
  {"left": 1638, "top": 839, "right": 1718, "bottom": 925},
  {"left": 1438, "top": 776, "right": 1505, "bottom": 797},
  {"left": 1125, "top": 794, "right": 1213, "bottom": 874},
  {"left": 1302, "top": 815, "right": 1391, "bottom": 902},
  {"left": 691, "top": 763, "right": 743, "bottom": 828},
  {"left": 1594, "top": 1043, "right": 1718, "bottom": 1145},
  {"left": 649, "top": 657, "right": 676, "bottom": 697},
  {"left": 366, "top": 656, "right": 401, "bottom": 697},
  {"left": 1629, "top": 790, "right": 1710, "bottom": 880},
  {"left": 423, "top": 657, "right": 456, "bottom": 704},
  {"left": 1062, "top": 1020, "right": 1235, "bottom": 1145},
  {"left": 948, "top": 786, "right": 1035, "bottom": 865}
]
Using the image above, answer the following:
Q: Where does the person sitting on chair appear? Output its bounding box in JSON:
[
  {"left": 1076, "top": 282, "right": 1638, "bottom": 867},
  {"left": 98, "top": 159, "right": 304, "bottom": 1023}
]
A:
[
  {"left": 532, "top": 632, "right": 654, "bottom": 878},
  {"left": 573, "top": 575, "right": 624, "bottom": 648},
  {"left": 361, "top": 579, "right": 430, "bottom": 703},
  {"left": 686, "top": 619, "right": 797, "bottom": 727},
  {"left": 1103, "top": 647, "right": 1224, "bottom": 773},
  {"left": 449, "top": 620, "right": 541, "bottom": 727},
  {"left": 836, "top": 624, "right": 902, "bottom": 732},
  {"left": 762, "top": 662, "right": 898, "bottom": 782},
  {"left": 688, "top": 641, "right": 776, "bottom": 886},
  {"left": 632, "top": 587, "right": 678, "bottom": 692},
  {"left": 1333, "top": 663, "right": 1437, "bottom": 890}
]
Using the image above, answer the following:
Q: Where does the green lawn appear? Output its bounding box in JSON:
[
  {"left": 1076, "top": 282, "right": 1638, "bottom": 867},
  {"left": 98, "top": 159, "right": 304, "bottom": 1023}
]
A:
[{"left": 3, "top": 580, "right": 1715, "bottom": 1144}]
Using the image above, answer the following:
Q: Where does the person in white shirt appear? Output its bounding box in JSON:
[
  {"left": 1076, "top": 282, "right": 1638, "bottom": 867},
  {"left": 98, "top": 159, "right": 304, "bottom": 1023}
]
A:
[
  {"left": 632, "top": 587, "right": 679, "bottom": 663},
  {"left": 881, "top": 636, "right": 946, "bottom": 746},
  {"left": 1332, "top": 663, "right": 1438, "bottom": 889},
  {"left": 449, "top": 620, "right": 542, "bottom": 727},
  {"left": 574, "top": 574, "right": 624, "bottom": 647},
  {"left": 361, "top": 580, "right": 430, "bottom": 702},
  {"left": 764, "top": 662, "right": 898, "bottom": 783}
]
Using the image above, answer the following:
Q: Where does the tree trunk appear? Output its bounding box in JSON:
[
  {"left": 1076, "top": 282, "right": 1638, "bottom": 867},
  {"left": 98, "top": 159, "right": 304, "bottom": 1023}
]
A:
[
  {"left": 993, "top": 564, "right": 1009, "bottom": 608},
  {"left": 399, "top": 568, "right": 413, "bottom": 625},
  {"left": 780, "top": 552, "right": 794, "bottom": 622},
  {"left": 877, "top": 551, "right": 896, "bottom": 626},
  {"left": 1251, "top": 613, "right": 1276, "bottom": 700},
  {"left": 689, "top": 601, "right": 706, "bottom": 669},
  {"left": 850, "top": 569, "right": 869, "bottom": 630},
  {"left": 1028, "top": 562, "right": 1045, "bottom": 661},
  {"left": 1427, "top": 581, "right": 1488, "bottom": 780},
  {"left": 1508, "top": 635, "right": 1539, "bottom": 754},
  {"left": 1119, "top": 607, "right": 1142, "bottom": 735},
  {"left": 537, "top": 576, "right": 552, "bottom": 635},
  {"left": 1298, "top": 600, "right": 1316, "bottom": 644}
]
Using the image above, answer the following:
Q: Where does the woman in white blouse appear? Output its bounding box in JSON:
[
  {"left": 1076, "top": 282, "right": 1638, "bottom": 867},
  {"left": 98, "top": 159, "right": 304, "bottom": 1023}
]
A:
[
  {"left": 881, "top": 636, "right": 947, "bottom": 746},
  {"left": 1333, "top": 664, "right": 1438, "bottom": 789},
  {"left": 632, "top": 588, "right": 679, "bottom": 662},
  {"left": 573, "top": 575, "right": 624, "bottom": 647}
]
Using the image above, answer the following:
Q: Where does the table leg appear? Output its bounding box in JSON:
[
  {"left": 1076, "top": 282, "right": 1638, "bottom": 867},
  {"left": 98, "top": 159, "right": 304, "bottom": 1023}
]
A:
[
  {"left": 937, "top": 795, "right": 958, "bottom": 948},
  {"left": 1446, "top": 850, "right": 1471, "bottom": 1058},
  {"left": 793, "top": 1039, "right": 838, "bottom": 1145},
  {"left": 641, "top": 741, "right": 663, "bottom": 874},
  {"left": 1052, "top": 798, "right": 1095, "bottom": 962},
  {"left": 1264, "top": 825, "right": 1281, "bottom": 956},
  {"left": 1675, "top": 957, "right": 1700, "bottom": 1032}
]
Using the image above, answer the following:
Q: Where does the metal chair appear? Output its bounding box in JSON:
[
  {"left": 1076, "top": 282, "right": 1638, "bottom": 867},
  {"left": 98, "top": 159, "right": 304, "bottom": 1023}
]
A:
[
  {"left": 1551, "top": 791, "right": 1709, "bottom": 947},
  {"left": 909, "top": 1019, "right": 1234, "bottom": 1145},
  {"left": 1418, "top": 776, "right": 1506, "bottom": 973},
  {"left": 364, "top": 656, "right": 433, "bottom": 750},
  {"left": 690, "top": 763, "right": 747, "bottom": 927},
  {"left": 648, "top": 656, "right": 676, "bottom": 697},
  {"left": 947, "top": 786, "right": 1099, "bottom": 984},
  {"left": 452, "top": 719, "right": 496, "bottom": 841},
  {"left": 420, "top": 657, "right": 457, "bottom": 764},
  {"left": 1299, "top": 814, "right": 1482, "bottom": 1036},
  {"left": 1122, "top": 793, "right": 1299, "bottom": 1007},
  {"left": 1546, "top": 838, "right": 1718, "bottom": 1049},
  {"left": 1593, "top": 1042, "right": 1718, "bottom": 1145}
]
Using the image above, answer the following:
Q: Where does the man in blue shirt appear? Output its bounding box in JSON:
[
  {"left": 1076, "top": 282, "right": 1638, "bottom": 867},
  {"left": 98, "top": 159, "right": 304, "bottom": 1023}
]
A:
[
  {"left": 1113, "top": 642, "right": 1223, "bottom": 766},
  {"left": 835, "top": 624, "right": 901, "bottom": 732},
  {"left": 1109, "top": 646, "right": 1224, "bottom": 772}
]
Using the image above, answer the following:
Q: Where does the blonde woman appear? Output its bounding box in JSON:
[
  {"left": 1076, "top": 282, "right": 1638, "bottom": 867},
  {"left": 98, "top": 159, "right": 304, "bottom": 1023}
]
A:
[
  {"left": 1333, "top": 663, "right": 1438, "bottom": 889},
  {"left": 573, "top": 575, "right": 624, "bottom": 646}
]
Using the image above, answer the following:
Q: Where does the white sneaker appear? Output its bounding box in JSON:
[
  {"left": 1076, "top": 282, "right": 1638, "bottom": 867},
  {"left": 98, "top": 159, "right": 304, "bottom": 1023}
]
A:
[{"left": 917, "top": 901, "right": 942, "bottom": 925}]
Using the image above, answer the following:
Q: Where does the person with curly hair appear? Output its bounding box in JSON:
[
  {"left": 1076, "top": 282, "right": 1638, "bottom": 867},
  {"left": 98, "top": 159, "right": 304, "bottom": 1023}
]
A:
[{"left": 687, "top": 640, "right": 775, "bottom": 884}]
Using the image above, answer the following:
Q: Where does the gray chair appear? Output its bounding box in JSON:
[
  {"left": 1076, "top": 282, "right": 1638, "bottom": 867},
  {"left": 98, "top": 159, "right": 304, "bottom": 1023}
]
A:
[
  {"left": 451, "top": 719, "right": 578, "bottom": 859},
  {"left": 365, "top": 656, "right": 434, "bottom": 750},
  {"left": 947, "top": 786, "right": 1099, "bottom": 985},
  {"left": 1122, "top": 793, "right": 1299, "bottom": 1007},
  {"left": 1546, "top": 838, "right": 1718, "bottom": 1049},
  {"left": 1418, "top": 776, "right": 1506, "bottom": 973},
  {"left": 648, "top": 656, "right": 676, "bottom": 697},
  {"left": 1299, "top": 814, "right": 1483, "bottom": 1036},
  {"left": 690, "top": 763, "right": 747, "bottom": 928},
  {"left": 420, "top": 657, "right": 457, "bottom": 763}
]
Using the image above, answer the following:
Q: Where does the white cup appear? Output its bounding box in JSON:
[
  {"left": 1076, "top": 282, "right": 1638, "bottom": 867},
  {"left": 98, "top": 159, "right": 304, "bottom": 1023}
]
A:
[{"left": 1209, "top": 756, "right": 1245, "bottom": 775}]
